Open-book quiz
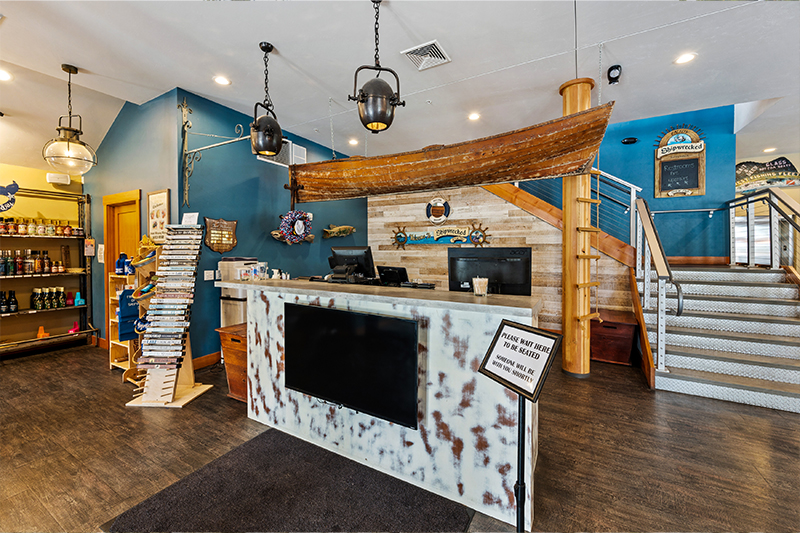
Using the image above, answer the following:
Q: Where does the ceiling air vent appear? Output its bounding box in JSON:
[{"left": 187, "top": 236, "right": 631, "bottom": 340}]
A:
[{"left": 400, "top": 40, "right": 451, "bottom": 71}]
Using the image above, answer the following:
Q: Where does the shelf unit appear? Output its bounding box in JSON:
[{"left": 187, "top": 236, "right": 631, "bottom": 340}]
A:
[
  {"left": 0, "top": 189, "right": 95, "bottom": 356},
  {"left": 108, "top": 273, "right": 137, "bottom": 376}
]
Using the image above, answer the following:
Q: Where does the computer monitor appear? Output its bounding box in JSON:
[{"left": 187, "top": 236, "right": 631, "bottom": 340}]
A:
[
  {"left": 377, "top": 266, "right": 409, "bottom": 286},
  {"left": 328, "top": 246, "right": 377, "bottom": 279},
  {"left": 447, "top": 247, "right": 532, "bottom": 296}
]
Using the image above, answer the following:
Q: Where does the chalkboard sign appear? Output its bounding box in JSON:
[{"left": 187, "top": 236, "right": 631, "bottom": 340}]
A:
[{"left": 660, "top": 159, "right": 699, "bottom": 191}]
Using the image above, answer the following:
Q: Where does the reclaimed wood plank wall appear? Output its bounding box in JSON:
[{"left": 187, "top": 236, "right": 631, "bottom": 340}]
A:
[{"left": 367, "top": 185, "right": 632, "bottom": 332}]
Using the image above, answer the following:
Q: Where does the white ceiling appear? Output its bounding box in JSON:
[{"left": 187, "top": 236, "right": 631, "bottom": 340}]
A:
[{"left": 0, "top": 0, "right": 798, "bottom": 174}]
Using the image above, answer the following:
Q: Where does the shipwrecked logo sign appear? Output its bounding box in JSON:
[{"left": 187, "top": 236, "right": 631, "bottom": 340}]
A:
[
  {"left": 0, "top": 181, "right": 19, "bottom": 212},
  {"left": 654, "top": 124, "right": 706, "bottom": 198},
  {"left": 392, "top": 223, "right": 490, "bottom": 249}
]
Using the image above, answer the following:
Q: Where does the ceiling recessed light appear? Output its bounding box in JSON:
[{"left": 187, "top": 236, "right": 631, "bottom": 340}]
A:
[
  {"left": 675, "top": 53, "right": 696, "bottom": 64},
  {"left": 349, "top": 139, "right": 358, "bottom": 146},
  {"left": 468, "top": 113, "right": 480, "bottom": 121},
  {"left": 763, "top": 147, "right": 777, "bottom": 153},
  {"left": 213, "top": 75, "right": 231, "bottom": 86},
  {"left": 0, "top": 70, "right": 13, "bottom": 82}
]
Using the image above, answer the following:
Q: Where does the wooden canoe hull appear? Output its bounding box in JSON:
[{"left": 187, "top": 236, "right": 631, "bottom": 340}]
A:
[{"left": 290, "top": 101, "right": 614, "bottom": 203}]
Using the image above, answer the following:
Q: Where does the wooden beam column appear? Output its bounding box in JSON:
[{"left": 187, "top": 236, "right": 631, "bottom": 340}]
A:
[{"left": 559, "top": 78, "right": 595, "bottom": 377}]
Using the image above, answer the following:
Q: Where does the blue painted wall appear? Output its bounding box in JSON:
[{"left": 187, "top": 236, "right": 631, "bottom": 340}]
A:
[
  {"left": 598, "top": 105, "right": 735, "bottom": 257},
  {"left": 521, "top": 105, "right": 736, "bottom": 257},
  {"left": 175, "top": 89, "right": 366, "bottom": 359},
  {"left": 84, "top": 89, "right": 180, "bottom": 340},
  {"left": 87, "top": 88, "right": 367, "bottom": 360}
]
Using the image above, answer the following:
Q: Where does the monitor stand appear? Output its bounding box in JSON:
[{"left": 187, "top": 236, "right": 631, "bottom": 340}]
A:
[{"left": 330, "top": 264, "right": 357, "bottom": 283}]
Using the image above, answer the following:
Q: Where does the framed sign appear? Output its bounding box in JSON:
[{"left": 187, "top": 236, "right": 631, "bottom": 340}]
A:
[
  {"left": 147, "top": 189, "right": 170, "bottom": 243},
  {"left": 479, "top": 319, "right": 561, "bottom": 403},
  {"left": 654, "top": 126, "right": 706, "bottom": 198},
  {"left": 204, "top": 217, "right": 238, "bottom": 253}
]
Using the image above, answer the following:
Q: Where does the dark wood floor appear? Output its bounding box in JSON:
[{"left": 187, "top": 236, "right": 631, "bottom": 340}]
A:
[{"left": 1, "top": 344, "right": 798, "bottom": 532}]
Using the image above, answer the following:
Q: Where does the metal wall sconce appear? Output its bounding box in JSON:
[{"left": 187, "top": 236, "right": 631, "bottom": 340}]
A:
[
  {"left": 42, "top": 64, "right": 98, "bottom": 176},
  {"left": 251, "top": 42, "right": 283, "bottom": 156},
  {"left": 348, "top": 0, "right": 405, "bottom": 133},
  {"left": 607, "top": 64, "right": 622, "bottom": 85}
]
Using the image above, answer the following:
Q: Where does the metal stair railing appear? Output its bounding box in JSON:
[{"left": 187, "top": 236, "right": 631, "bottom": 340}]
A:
[
  {"left": 635, "top": 197, "right": 684, "bottom": 372},
  {"left": 728, "top": 187, "right": 800, "bottom": 269}
]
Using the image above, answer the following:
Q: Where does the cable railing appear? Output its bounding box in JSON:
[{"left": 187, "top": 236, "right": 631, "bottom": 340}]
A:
[
  {"left": 727, "top": 187, "right": 800, "bottom": 269},
  {"left": 635, "top": 197, "right": 684, "bottom": 372},
  {"left": 517, "top": 168, "right": 642, "bottom": 244}
]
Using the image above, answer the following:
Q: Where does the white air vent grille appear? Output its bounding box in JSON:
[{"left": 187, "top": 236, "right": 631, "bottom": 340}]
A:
[
  {"left": 400, "top": 40, "right": 451, "bottom": 71},
  {"left": 256, "top": 139, "right": 294, "bottom": 167}
]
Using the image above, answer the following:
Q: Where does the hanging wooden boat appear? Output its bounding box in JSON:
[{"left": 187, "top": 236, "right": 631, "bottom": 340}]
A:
[{"left": 290, "top": 101, "right": 614, "bottom": 204}]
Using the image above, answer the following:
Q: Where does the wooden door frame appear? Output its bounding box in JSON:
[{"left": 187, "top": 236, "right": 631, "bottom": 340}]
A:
[{"left": 103, "top": 190, "right": 141, "bottom": 345}]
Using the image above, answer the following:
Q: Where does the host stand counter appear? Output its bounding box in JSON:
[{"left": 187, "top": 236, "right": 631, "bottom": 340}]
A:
[{"left": 215, "top": 279, "right": 543, "bottom": 530}]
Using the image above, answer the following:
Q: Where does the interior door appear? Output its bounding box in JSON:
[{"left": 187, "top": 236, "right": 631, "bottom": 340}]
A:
[{"left": 103, "top": 190, "right": 141, "bottom": 344}]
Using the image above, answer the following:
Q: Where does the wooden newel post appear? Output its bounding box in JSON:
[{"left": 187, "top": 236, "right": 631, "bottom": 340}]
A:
[{"left": 559, "top": 78, "right": 595, "bottom": 378}]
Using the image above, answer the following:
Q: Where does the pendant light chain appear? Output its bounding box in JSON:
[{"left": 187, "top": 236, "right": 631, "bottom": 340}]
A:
[
  {"left": 263, "top": 48, "right": 274, "bottom": 112},
  {"left": 373, "top": 0, "right": 381, "bottom": 67},
  {"left": 67, "top": 70, "right": 73, "bottom": 117},
  {"left": 573, "top": 0, "right": 578, "bottom": 79},
  {"left": 328, "top": 97, "right": 337, "bottom": 159}
]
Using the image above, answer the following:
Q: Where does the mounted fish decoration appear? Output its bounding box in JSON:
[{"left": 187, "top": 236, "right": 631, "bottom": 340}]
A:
[
  {"left": 322, "top": 224, "right": 356, "bottom": 239},
  {"left": 270, "top": 210, "right": 314, "bottom": 245}
]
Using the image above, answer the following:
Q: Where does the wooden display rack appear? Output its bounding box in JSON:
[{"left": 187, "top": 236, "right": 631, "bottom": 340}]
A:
[{"left": 126, "top": 224, "right": 211, "bottom": 408}]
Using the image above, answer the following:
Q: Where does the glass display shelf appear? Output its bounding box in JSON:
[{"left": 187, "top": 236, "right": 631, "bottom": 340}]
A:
[
  {"left": 1, "top": 271, "right": 85, "bottom": 279},
  {"left": 0, "top": 234, "right": 84, "bottom": 239}
]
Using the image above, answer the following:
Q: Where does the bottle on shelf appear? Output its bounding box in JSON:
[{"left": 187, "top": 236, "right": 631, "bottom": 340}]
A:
[
  {"left": 0, "top": 251, "right": 7, "bottom": 277},
  {"left": 0, "top": 291, "right": 7, "bottom": 313},
  {"left": 44, "top": 288, "right": 53, "bottom": 310},
  {"left": 36, "top": 220, "right": 46, "bottom": 236},
  {"left": 17, "top": 250, "right": 26, "bottom": 275},
  {"left": 66, "top": 291, "right": 74, "bottom": 306},
  {"left": 17, "top": 219, "right": 28, "bottom": 236},
  {"left": 8, "top": 290, "right": 18, "bottom": 313},
  {"left": 6, "top": 218, "right": 17, "bottom": 235},
  {"left": 56, "top": 287, "right": 66, "bottom": 308},
  {"left": 0, "top": 218, "right": 7, "bottom": 235},
  {"left": 33, "top": 250, "right": 43, "bottom": 274},
  {"left": 27, "top": 219, "right": 36, "bottom": 236},
  {"left": 42, "top": 250, "right": 51, "bottom": 274},
  {"left": 31, "top": 288, "right": 43, "bottom": 311}
]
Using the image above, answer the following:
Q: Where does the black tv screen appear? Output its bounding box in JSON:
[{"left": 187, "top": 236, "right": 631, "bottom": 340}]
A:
[
  {"left": 284, "top": 303, "right": 419, "bottom": 429},
  {"left": 448, "top": 247, "right": 532, "bottom": 296}
]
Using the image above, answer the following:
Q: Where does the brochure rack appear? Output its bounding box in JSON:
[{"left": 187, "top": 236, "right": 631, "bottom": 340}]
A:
[{"left": 127, "top": 225, "right": 212, "bottom": 407}]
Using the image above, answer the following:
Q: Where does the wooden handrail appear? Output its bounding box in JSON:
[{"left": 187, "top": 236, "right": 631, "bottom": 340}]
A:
[{"left": 628, "top": 267, "right": 655, "bottom": 389}]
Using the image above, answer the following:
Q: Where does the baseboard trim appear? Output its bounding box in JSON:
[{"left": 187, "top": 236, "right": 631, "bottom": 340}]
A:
[
  {"left": 194, "top": 351, "right": 221, "bottom": 370},
  {"left": 94, "top": 336, "right": 108, "bottom": 350},
  {"left": 667, "top": 256, "right": 730, "bottom": 266}
]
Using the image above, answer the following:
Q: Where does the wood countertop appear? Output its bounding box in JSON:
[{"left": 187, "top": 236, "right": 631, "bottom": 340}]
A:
[{"left": 215, "top": 279, "right": 541, "bottom": 317}]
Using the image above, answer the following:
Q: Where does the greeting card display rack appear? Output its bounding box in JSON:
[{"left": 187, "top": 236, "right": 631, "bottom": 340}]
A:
[{"left": 127, "top": 224, "right": 212, "bottom": 407}]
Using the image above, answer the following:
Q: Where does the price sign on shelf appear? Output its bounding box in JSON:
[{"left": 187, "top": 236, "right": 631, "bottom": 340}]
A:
[{"left": 479, "top": 319, "right": 561, "bottom": 403}]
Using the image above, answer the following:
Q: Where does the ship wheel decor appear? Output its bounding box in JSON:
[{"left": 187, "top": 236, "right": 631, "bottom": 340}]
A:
[
  {"left": 468, "top": 223, "right": 490, "bottom": 247},
  {"left": 391, "top": 226, "right": 409, "bottom": 249},
  {"left": 270, "top": 210, "right": 314, "bottom": 245}
]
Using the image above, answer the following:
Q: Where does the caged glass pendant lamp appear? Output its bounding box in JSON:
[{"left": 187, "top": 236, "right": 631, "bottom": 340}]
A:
[
  {"left": 348, "top": 0, "right": 405, "bottom": 133},
  {"left": 42, "top": 64, "right": 98, "bottom": 176},
  {"left": 250, "top": 42, "right": 283, "bottom": 156}
]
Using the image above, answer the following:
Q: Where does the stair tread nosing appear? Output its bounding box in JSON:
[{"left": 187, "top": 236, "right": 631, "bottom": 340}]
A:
[
  {"left": 651, "top": 279, "right": 795, "bottom": 289},
  {"left": 665, "top": 345, "right": 800, "bottom": 369},
  {"left": 662, "top": 325, "right": 800, "bottom": 345},
  {"left": 642, "top": 308, "right": 800, "bottom": 326},
  {"left": 670, "top": 266, "right": 786, "bottom": 273},
  {"left": 658, "top": 367, "right": 800, "bottom": 396}
]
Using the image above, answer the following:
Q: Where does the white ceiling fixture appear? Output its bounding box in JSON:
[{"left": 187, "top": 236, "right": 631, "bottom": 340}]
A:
[
  {"left": 0, "top": 70, "right": 13, "bottom": 82},
  {"left": 400, "top": 39, "right": 452, "bottom": 71},
  {"left": 675, "top": 53, "right": 697, "bottom": 64},
  {"left": 213, "top": 76, "right": 231, "bottom": 86},
  {"left": 763, "top": 147, "right": 776, "bottom": 153},
  {"left": 468, "top": 113, "right": 480, "bottom": 121}
]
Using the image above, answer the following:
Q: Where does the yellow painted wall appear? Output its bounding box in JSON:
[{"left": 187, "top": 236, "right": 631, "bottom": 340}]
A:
[{"left": 0, "top": 163, "right": 83, "bottom": 226}]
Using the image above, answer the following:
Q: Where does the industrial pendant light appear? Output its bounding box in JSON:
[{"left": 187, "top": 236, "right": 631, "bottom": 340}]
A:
[
  {"left": 348, "top": 0, "right": 405, "bottom": 133},
  {"left": 251, "top": 42, "right": 283, "bottom": 156},
  {"left": 42, "top": 64, "right": 98, "bottom": 176}
]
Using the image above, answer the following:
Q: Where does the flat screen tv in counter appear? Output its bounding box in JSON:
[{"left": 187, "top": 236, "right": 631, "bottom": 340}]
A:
[
  {"left": 448, "top": 247, "right": 532, "bottom": 295},
  {"left": 284, "top": 303, "right": 419, "bottom": 429}
]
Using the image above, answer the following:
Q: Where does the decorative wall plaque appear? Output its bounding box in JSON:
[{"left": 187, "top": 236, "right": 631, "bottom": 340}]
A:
[
  {"left": 426, "top": 197, "right": 451, "bottom": 225},
  {"left": 204, "top": 217, "right": 238, "bottom": 253},
  {"left": 654, "top": 124, "right": 706, "bottom": 198},
  {"left": 735, "top": 156, "right": 798, "bottom": 193},
  {"left": 392, "top": 223, "right": 490, "bottom": 249}
]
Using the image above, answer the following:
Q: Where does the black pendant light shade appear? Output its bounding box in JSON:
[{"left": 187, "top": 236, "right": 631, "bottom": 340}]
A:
[
  {"left": 350, "top": 66, "right": 404, "bottom": 132},
  {"left": 348, "top": 0, "right": 405, "bottom": 134},
  {"left": 42, "top": 64, "right": 98, "bottom": 176},
  {"left": 251, "top": 103, "right": 283, "bottom": 156},
  {"left": 250, "top": 42, "right": 283, "bottom": 156}
]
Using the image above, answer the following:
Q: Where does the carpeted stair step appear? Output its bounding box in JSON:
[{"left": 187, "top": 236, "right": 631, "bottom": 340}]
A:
[
  {"left": 663, "top": 345, "right": 800, "bottom": 385},
  {"left": 638, "top": 279, "right": 798, "bottom": 299},
  {"left": 648, "top": 326, "right": 800, "bottom": 360},
  {"left": 655, "top": 266, "right": 788, "bottom": 284},
  {"left": 651, "top": 292, "right": 800, "bottom": 318},
  {"left": 642, "top": 309, "right": 800, "bottom": 338},
  {"left": 655, "top": 366, "right": 800, "bottom": 413}
]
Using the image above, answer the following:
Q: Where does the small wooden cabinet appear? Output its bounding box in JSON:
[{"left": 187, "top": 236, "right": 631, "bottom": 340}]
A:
[
  {"left": 216, "top": 323, "right": 247, "bottom": 402},
  {"left": 108, "top": 273, "right": 138, "bottom": 376},
  {"left": 590, "top": 309, "right": 638, "bottom": 366}
]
